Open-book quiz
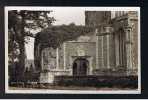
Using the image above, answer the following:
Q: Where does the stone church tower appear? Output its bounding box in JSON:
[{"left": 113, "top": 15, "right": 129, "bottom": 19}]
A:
[
  {"left": 85, "top": 11, "right": 114, "bottom": 73},
  {"left": 85, "top": 11, "right": 111, "bottom": 26}
]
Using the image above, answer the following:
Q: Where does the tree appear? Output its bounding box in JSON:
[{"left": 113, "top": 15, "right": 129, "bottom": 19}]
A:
[{"left": 8, "top": 10, "right": 55, "bottom": 82}]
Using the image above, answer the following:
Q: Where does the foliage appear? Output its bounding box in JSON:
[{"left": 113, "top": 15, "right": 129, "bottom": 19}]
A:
[
  {"left": 35, "top": 24, "right": 95, "bottom": 49},
  {"left": 54, "top": 75, "right": 138, "bottom": 88}
]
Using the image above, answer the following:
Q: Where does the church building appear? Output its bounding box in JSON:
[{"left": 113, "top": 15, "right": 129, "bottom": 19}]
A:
[{"left": 36, "top": 11, "right": 139, "bottom": 83}]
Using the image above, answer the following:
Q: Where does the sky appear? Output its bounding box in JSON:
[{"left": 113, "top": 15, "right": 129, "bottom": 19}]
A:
[{"left": 51, "top": 8, "right": 85, "bottom": 25}]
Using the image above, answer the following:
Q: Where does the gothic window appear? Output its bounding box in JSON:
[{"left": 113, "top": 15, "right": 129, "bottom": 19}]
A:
[{"left": 118, "top": 29, "right": 127, "bottom": 68}]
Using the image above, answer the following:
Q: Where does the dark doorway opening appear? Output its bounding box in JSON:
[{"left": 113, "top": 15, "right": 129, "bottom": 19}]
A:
[{"left": 73, "top": 58, "right": 89, "bottom": 76}]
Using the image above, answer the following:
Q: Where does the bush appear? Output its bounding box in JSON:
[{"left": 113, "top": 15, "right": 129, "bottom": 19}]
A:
[{"left": 54, "top": 75, "right": 138, "bottom": 89}]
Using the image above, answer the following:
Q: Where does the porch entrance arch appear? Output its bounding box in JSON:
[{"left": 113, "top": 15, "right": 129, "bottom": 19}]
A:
[{"left": 72, "top": 58, "right": 89, "bottom": 76}]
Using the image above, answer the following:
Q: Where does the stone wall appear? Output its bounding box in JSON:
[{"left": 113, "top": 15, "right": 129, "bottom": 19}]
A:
[
  {"left": 112, "top": 11, "right": 138, "bottom": 75},
  {"left": 64, "top": 42, "right": 96, "bottom": 73},
  {"left": 129, "top": 12, "right": 138, "bottom": 73},
  {"left": 96, "top": 33, "right": 116, "bottom": 70}
]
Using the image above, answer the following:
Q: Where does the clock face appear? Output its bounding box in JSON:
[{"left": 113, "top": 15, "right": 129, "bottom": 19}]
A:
[{"left": 77, "top": 45, "right": 85, "bottom": 56}]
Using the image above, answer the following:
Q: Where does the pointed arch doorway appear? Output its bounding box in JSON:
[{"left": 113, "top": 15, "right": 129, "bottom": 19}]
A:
[{"left": 72, "top": 58, "right": 89, "bottom": 76}]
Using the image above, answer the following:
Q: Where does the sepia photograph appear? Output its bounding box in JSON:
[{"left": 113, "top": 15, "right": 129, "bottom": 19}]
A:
[{"left": 5, "top": 7, "right": 140, "bottom": 94}]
